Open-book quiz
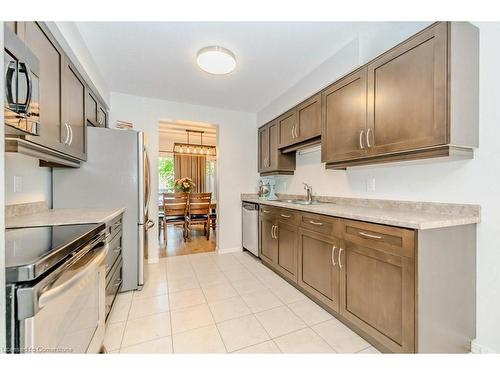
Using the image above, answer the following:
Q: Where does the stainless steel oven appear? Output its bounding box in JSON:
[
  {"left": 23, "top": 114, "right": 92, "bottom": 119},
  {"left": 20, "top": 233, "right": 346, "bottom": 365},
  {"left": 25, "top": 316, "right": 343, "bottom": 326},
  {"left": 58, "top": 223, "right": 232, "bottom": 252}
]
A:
[
  {"left": 4, "top": 24, "right": 40, "bottom": 136},
  {"left": 5, "top": 224, "right": 108, "bottom": 354}
]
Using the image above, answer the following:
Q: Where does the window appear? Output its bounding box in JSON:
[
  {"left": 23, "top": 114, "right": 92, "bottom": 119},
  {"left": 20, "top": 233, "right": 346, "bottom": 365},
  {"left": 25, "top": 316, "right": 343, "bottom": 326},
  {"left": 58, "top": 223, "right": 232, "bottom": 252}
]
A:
[{"left": 158, "top": 156, "right": 174, "bottom": 193}]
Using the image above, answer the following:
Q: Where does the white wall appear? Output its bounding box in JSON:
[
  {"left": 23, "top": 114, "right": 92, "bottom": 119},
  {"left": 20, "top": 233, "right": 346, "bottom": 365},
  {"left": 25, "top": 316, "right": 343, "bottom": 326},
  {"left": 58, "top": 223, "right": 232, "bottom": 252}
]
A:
[
  {"left": 110, "top": 92, "right": 258, "bottom": 261},
  {"left": 259, "top": 22, "right": 500, "bottom": 353},
  {"left": 4, "top": 153, "right": 52, "bottom": 206},
  {"left": 47, "top": 22, "right": 110, "bottom": 107}
]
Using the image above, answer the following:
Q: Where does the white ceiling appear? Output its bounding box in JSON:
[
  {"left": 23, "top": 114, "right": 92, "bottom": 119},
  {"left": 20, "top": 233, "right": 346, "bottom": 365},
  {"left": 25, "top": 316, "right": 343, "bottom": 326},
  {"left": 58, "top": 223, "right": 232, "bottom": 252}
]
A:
[{"left": 76, "top": 22, "right": 396, "bottom": 113}]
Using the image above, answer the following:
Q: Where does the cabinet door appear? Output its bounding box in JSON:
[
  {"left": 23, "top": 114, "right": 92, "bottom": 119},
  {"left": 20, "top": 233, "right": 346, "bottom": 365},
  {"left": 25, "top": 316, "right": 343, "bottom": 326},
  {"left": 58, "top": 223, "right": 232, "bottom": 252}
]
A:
[
  {"left": 23, "top": 22, "right": 64, "bottom": 152},
  {"left": 98, "top": 106, "right": 107, "bottom": 127},
  {"left": 297, "top": 229, "right": 340, "bottom": 312},
  {"left": 296, "top": 94, "right": 321, "bottom": 142},
  {"left": 259, "top": 216, "right": 277, "bottom": 265},
  {"left": 340, "top": 242, "right": 415, "bottom": 353},
  {"left": 275, "top": 221, "right": 298, "bottom": 282},
  {"left": 62, "top": 59, "right": 87, "bottom": 160},
  {"left": 86, "top": 90, "right": 98, "bottom": 126},
  {"left": 258, "top": 125, "right": 270, "bottom": 172},
  {"left": 278, "top": 109, "right": 297, "bottom": 148},
  {"left": 268, "top": 121, "right": 279, "bottom": 170},
  {"left": 321, "top": 68, "right": 368, "bottom": 163},
  {"left": 366, "top": 22, "right": 447, "bottom": 155}
]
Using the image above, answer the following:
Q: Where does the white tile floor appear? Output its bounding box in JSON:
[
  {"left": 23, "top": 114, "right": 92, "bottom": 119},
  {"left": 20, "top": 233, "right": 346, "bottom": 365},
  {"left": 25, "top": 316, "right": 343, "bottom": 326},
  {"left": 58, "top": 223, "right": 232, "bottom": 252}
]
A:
[{"left": 104, "top": 251, "right": 381, "bottom": 354}]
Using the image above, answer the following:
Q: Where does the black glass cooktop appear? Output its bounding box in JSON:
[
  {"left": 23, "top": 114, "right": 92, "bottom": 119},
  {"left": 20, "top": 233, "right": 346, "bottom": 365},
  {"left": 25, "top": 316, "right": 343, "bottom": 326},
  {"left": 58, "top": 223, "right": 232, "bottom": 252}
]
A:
[{"left": 5, "top": 223, "right": 105, "bottom": 283}]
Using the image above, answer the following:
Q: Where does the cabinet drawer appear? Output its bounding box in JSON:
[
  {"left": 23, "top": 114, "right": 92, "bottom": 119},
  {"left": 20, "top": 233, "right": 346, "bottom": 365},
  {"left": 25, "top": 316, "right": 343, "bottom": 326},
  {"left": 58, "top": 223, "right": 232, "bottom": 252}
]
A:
[
  {"left": 260, "top": 205, "right": 298, "bottom": 223},
  {"left": 342, "top": 220, "right": 415, "bottom": 258},
  {"left": 105, "top": 256, "right": 122, "bottom": 321},
  {"left": 107, "top": 215, "right": 123, "bottom": 240},
  {"left": 105, "top": 233, "right": 122, "bottom": 276},
  {"left": 300, "top": 213, "right": 340, "bottom": 237}
]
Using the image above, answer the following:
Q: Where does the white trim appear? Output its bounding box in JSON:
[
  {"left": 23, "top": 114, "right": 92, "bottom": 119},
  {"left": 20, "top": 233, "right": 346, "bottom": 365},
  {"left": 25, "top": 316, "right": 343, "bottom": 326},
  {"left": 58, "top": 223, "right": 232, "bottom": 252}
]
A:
[
  {"left": 217, "top": 247, "right": 243, "bottom": 254},
  {"left": 471, "top": 339, "right": 498, "bottom": 354}
]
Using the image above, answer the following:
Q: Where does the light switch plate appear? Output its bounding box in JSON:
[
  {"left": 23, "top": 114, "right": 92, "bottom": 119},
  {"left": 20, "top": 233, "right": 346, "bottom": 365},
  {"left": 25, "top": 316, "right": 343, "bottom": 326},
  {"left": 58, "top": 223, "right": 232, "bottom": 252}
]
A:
[
  {"left": 366, "top": 177, "right": 376, "bottom": 193},
  {"left": 13, "top": 175, "right": 23, "bottom": 193}
]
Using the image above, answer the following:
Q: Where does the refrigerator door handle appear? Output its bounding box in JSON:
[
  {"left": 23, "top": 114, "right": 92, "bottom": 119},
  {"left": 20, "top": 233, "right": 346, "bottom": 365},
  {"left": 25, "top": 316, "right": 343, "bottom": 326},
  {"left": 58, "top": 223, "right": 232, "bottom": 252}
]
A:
[
  {"left": 144, "top": 146, "right": 151, "bottom": 218},
  {"left": 146, "top": 219, "right": 155, "bottom": 230}
]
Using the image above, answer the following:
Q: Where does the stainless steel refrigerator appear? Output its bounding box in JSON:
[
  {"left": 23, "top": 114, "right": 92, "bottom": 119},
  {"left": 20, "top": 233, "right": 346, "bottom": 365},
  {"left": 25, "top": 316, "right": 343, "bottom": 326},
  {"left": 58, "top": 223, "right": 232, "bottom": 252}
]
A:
[{"left": 52, "top": 127, "right": 153, "bottom": 291}]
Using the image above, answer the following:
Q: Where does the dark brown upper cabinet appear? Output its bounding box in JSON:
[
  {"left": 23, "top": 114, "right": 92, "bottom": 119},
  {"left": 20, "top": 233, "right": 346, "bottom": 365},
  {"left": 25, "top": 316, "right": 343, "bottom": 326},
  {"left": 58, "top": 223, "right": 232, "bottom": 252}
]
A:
[
  {"left": 5, "top": 21, "right": 111, "bottom": 165},
  {"left": 258, "top": 22, "right": 478, "bottom": 172},
  {"left": 324, "top": 22, "right": 478, "bottom": 169},
  {"left": 277, "top": 109, "right": 297, "bottom": 149},
  {"left": 22, "top": 22, "right": 65, "bottom": 154},
  {"left": 366, "top": 22, "right": 447, "bottom": 156},
  {"left": 278, "top": 94, "right": 321, "bottom": 150},
  {"left": 258, "top": 120, "right": 295, "bottom": 175},
  {"left": 86, "top": 90, "right": 108, "bottom": 127},
  {"left": 86, "top": 90, "right": 99, "bottom": 126},
  {"left": 321, "top": 68, "right": 368, "bottom": 163},
  {"left": 61, "top": 58, "right": 87, "bottom": 160}
]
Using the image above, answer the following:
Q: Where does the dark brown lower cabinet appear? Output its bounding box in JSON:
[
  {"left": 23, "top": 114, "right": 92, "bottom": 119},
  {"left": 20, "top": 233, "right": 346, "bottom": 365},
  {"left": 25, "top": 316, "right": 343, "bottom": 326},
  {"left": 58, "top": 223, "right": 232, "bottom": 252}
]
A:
[
  {"left": 274, "top": 221, "right": 298, "bottom": 283},
  {"left": 339, "top": 242, "right": 415, "bottom": 353},
  {"left": 298, "top": 229, "right": 340, "bottom": 312},
  {"left": 259, "top": 215, "right": 277, "bottom": 265}
]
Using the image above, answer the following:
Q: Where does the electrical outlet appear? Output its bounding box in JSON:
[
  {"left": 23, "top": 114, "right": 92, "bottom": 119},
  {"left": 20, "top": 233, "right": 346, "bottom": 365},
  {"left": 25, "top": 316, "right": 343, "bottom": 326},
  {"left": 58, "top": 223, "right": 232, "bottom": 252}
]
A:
[
  {"left": 366, "top": 177, "right": 376, "bottom": 193},
  {"left": 13, "top": 175, "right": 23, "bottom": 193}
]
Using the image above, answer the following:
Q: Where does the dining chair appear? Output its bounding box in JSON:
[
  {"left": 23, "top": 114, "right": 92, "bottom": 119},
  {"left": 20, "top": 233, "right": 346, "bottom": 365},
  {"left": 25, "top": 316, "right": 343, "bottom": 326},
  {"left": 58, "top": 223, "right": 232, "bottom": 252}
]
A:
[
  {"left": 186, "top": 192, "right": 212, "bottom": 240},
  {"left": 162, "top": 192, "right": 189, "bottom": 243}
]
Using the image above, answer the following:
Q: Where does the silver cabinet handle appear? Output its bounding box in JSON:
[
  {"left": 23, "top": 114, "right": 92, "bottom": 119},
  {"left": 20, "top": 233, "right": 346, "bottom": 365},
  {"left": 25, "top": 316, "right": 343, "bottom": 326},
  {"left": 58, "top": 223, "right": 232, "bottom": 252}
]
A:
[
  {"left": 280, "top": 214, "right": 291, "bottom": 218},
  {"left": 338, "top": 248, "right": 343, "bottom": 268},
  {"left": 366, "top": 128, "right": 372, "bottom": 148},
  {"left": 309, "top": 220, "right": 323, "bottom": 226},
  {"left": 68, "top": 124, "right": 73, "bottom": 145},
  {"left": 359, "top": 130, "right": 365, "bottom": 149},
  {"left": 271, "top": 225, "right": 275, "bottom": 239},
  {"left": 114, "top": 246, "right": 122, "bottom": 254},
  {"left": 113, "top": 278, "right": 122, "bottom": 287},
  {"left": 274, "top": 225, "right": 278, "bottom": 239},
  {"left": 293, "top": 124, "right": 299, "bottom": 139},
  {"left": 291, "top": 125, "right": 295, "bottom": 139},
  {"left": 331, "top": 246, "right": 336, "bottom": 266},
  {"left": 64, "top": 123, "right": 70, "bottom": 145},
  {"left": 358, "top": 231, "right": 383, "bottom": 240},
  {"left": 262, "top": 209, "right": 270, "bottom": 213}
]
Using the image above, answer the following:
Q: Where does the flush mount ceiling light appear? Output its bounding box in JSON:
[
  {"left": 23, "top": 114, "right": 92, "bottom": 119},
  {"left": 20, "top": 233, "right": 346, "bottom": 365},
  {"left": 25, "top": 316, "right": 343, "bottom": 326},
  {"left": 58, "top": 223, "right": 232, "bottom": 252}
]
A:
[{"left": 196, "top": 46, "right": 236, "bottom": 75}]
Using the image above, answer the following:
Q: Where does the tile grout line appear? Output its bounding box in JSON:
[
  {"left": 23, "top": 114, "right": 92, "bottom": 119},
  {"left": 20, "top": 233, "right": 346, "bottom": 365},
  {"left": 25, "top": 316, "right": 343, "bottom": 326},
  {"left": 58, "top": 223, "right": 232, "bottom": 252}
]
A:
[{"left": 192, "top": 256, "right": 230, "bottom": 354}]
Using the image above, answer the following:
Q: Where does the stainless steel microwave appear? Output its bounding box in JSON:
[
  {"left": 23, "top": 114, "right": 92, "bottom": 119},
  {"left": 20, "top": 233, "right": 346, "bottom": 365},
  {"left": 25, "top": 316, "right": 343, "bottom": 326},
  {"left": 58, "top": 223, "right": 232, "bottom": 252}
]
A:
[{"left": 4, "top": 25, "right": 40, "bottom": 136}]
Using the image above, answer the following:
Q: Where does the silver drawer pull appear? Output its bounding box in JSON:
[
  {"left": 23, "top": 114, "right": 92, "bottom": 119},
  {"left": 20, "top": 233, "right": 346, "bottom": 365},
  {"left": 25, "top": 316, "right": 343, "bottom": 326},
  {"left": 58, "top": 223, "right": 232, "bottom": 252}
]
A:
[
  {"left": 358, "top": 231, "right": 383, "bottom": 240},
  {"left": 280, "top": 214, "right": 291, "bottom": 218},
  {"left": 113, "top": 278, "right": 122, "bottom": 287},
  {"left": 114, "top": 246, "right": 122, "bottom": 254},
  {"left": 309, "top": 220, "right": 323, "bottom": 226},
  {"left": 262, "top": 209, "right": 270, "bottom": 213}
]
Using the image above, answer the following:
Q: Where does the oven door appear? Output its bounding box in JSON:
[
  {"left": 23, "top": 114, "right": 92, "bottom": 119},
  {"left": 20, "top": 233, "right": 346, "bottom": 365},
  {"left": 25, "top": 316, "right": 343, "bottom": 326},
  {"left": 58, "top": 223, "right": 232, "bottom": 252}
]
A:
[{"left": 18, "top": 243, "right": 108, "bottom": 354}]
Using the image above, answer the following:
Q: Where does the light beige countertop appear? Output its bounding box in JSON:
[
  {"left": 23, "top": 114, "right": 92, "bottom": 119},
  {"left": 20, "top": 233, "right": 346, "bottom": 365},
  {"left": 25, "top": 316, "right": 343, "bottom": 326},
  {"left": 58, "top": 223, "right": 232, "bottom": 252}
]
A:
[
  {"left": 241, "top": 193, "right": 480, "bottom": 230},
  {"left": 5, "top": 202, "right": 125, "bottom": 229}
]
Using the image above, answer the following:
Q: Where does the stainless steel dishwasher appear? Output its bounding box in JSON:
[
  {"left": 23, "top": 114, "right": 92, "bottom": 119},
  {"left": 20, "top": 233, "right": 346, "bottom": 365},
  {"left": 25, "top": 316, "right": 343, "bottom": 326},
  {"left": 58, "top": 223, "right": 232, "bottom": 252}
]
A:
[{"left": 242, "top": 202, "right": 259, "bottom": 257}]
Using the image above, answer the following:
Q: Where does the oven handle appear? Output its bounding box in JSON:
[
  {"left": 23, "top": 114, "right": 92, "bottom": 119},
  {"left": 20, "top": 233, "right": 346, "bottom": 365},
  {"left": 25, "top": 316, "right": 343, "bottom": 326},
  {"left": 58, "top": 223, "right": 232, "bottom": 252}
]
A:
[{"left": 38, "top": 244, "right": 109, "bottom": 309}]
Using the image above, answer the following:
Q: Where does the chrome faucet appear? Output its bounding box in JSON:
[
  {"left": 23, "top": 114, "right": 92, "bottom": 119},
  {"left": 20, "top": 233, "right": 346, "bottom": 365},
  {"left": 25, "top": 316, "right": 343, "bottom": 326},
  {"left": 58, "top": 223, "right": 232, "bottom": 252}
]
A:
[{"left": 303, "top": 182, "right": 313, "bottom": 204}]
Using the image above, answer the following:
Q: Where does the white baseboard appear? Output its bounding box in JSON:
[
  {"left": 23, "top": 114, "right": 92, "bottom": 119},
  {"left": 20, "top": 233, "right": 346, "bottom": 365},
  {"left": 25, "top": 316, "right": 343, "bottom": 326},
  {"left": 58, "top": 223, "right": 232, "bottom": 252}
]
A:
[
  {"left": 217, "top": 247, "right": 243, "bottom": 254},
  {"left": 471, "top": 339, "right": 498, "bottom": 354}
]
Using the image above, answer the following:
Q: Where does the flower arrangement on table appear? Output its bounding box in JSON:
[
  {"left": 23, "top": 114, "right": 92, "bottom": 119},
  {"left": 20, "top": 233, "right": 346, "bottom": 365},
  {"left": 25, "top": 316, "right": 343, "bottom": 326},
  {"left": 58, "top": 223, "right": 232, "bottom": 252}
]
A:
[{"left": 174, "top": 177, "right": 196, "bottom": 193}]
